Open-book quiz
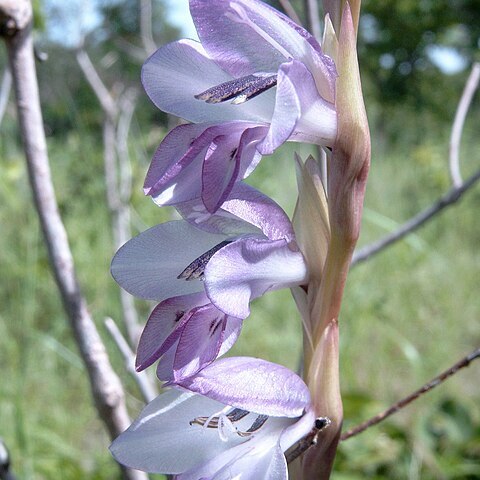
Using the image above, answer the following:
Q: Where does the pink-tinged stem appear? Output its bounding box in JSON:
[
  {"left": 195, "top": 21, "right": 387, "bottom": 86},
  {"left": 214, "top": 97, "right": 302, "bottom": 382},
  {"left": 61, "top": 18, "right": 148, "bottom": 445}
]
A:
[{"left": 301, "top": 3, "right": 370, "bottom": 478}]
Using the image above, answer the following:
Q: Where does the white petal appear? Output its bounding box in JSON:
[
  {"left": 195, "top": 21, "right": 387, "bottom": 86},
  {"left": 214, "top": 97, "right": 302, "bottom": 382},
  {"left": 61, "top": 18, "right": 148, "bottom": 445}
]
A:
[
  {"left": 111, "top": 221, "right": 228, "bottom": 301},
  {"left": 142, "top": 39, "right": 274, "bottom": 123},
  {"left": 110, "top": 390, "right": 244, "bottom": 474}
]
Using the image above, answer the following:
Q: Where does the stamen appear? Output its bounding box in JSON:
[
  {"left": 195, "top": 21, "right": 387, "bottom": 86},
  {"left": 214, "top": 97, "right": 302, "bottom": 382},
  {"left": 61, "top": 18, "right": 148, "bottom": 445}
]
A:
[
  {"left": 190, "top": 409, "right": 269, "bottom": 438},
  {"left": 226, "top": 2, "right": 292, "bottom": 60},
  {"left": 189, "top": 408, "right": 249, "bottom": 428},
  {"left": 237, "top": 414, "right": 268, "bottom": 437},
  {"left": 195, "top": 74, "right": 277, "bottom": 105},
  {"left": 177, "top": 240, "right": 232, "bottom": 280}
]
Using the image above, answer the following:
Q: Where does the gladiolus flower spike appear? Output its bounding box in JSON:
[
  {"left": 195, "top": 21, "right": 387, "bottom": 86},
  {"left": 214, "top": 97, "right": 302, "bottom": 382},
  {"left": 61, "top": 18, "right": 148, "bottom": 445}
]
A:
[{"left": 111, "top": 183, "right": 308, "bottom": 383}]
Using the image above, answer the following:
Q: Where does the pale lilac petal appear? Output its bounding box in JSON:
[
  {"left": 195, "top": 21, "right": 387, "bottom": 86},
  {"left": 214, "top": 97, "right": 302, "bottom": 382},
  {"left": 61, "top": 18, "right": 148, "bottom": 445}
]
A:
[
  {"left": 155, "top": 339, "right": 178, "bottom": 383},
  {"left": 180, "top": 439, "right": 287, "bottom": 480},
  {"left": 190, "top": 0, "right": 318, "bottom": 77},
  {"left": 136, "top": 293, "right": 208, "bottom": 371},
  {"left": 171, "top": 304, "right": 228, "bottom": 382},
  {"left": 205, "top": 238, "right": 308, "bottom": 318},
  {"left": 231, "top": 442, "right": 287, "bottom": 480},
  {"left": 258, "top": 60, "right": 337, "bottom": 154},
  {"left": 201, "top": 134, "right": 243, "bottom": 214},
  {"left": 221, "top": 183, "right": 295, "bottom": 241},
  {"left": 142, "top": 39, "right": 274, "bottom": 123},
  {"left": 238, "top": 126, "right": 268, "bottom": 179},
  {"left": 201, "top": 125, "right": 268, "bottom": 213},
  {"left": 144, "top": 123, "right": 209, "bottom": 199},
  {"left": 218, "top": 316, "right": 243, "bottom": 356},
  {"left": 178, "top": 357, "right": 311, "bottom": 417},
  {"left": 173, "top": 310, "right": 243, "bottom": 381},
  {"left": 111, "top": 221, "right": 228, "bottom": 301},
  {"left": 146, "top": 122, "right": 258, "bottom": 207},
  {"left": 110, "top": 390, "right": 245, "bottom": 473},
  {"left": 178, "top": 182, "right": 295, "bottom": 241},
  {"left": 176, "top": 198, "right": 261, "bottom": 236},
  {"left": 280, "top": 408, "right": 316, "bottom": 451}
]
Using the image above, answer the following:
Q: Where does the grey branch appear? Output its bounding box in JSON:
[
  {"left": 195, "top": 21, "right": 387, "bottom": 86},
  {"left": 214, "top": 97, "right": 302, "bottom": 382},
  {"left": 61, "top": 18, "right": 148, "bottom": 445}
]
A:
[
  {"left": 449, "top": 63, "right": 480, "bottom": 188},
  {"left": 352, "top": 168, "right": 480, "bottom": 266},
  {"left": 0, "top": 4, "right": 146, "bottom": 479},
  {"left": 0, "top": 66, "right": 11, "bottom": 125},
  {"left": 76, "top": 47, "right": 140, "bottom": 345},
  {"left": 352, "top": 64, "right": 480, "bottom": 267},
  {"left": 76, "top": 48, "right": 118, "bottom": 120},
  {"left": 304, "top": 0, "right": 322, "bottom": 39},
  {"left": 139, "top": 0, "right": 156, "bottom": 55},
  {"left": 105, "top": 317, "right": 158, "bottom": 403},
  {"left": 279, "top": 0, "right": 303, "bottom": 26},
  {"left": 341, "top": 347, "right": 480, "bottom": 441}
]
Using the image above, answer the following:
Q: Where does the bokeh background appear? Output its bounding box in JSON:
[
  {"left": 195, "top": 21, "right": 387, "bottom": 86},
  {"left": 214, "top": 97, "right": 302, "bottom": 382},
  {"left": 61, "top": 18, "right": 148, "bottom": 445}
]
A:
[{"left": 1, "top": 0, "right": 479, "bottom": 478}]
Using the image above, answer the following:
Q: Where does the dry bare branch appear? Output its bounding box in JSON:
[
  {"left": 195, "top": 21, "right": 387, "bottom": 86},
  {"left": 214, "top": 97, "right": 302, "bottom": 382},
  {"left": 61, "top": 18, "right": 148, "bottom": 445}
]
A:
[
  {"left": 105, "top": 317, "right": 158, "bottom": 403},
  {"left": 352, "top": 168, "right": 480, "bottom": 266},
  {"left": 341, "top": 347, "right": 480, "bottom": 441},
  {"left": 352, "top": 65, "right": 480, "bottom": 267},
  {"left": 279, "top": 0, "right": 303, "bottom": 26},
  {"left": 0, "top": 66, "right": 11, "bottom": 125},
  {"left": 304, "top": 0, "right": 322, "bottom": 39},
  {"left": 0, "top": 3, "right": 146, "bottom": 479},
  {"left": 449, "top": 62, "right": 480, "bottom": 188},
  {"left": 76, "top": 48, "right": 118, "bottom": 120},
  {"left": 77, "top": 45, "right": 141, "bottom": 345},
  {"left": 117, "top": 88, "right": 138, "bottom": 203},
  {"left": 139, "top": 0, "right": 156, "bottom": 55}
]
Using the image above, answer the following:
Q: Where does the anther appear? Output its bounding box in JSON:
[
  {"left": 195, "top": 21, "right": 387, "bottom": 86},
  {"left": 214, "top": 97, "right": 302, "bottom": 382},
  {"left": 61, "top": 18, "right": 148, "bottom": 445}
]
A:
[
  {"left": 177, "top": 240, "right": 232, "bottom": 280},
  {"left": 195, "top": 74, "right": 277, "bottom": 105}
]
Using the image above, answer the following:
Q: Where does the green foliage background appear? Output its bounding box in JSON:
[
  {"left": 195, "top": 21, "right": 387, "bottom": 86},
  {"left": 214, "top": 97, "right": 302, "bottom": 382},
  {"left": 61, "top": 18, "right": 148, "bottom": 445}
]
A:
[{"left": 1, "top": 0, "right": 479, "bottom": 478}]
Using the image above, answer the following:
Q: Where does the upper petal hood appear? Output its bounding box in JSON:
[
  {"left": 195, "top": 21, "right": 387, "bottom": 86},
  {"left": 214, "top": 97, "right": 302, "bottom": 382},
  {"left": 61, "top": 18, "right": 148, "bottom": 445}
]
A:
[
  {"left": 142, "top": 39, "right": 275, "bottom": 123},
  {"left": 190, "top": 0, "right": 320, "bottom": 77},
  {"left": 178, "top": 182, "right": 295, "bottom": 242},
  {"left": 178, "top": 357, "right": 311, "bottom": 417},
  {"left": 259, "top": 59, "right": 337, "bottom": 154}
]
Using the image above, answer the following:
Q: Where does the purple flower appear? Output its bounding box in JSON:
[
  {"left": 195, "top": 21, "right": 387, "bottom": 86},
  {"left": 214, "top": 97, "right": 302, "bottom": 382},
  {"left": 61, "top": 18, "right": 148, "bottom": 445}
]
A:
[
  {"left": 136, "top": 292, "right": 243, "bottom": 383},
  {"left": 142, "top": 0, "right": 337, "bottom": 211},
  {"left": 110, "top": 357, "right": 317, "bottom": 479},
  {"left": 111, "top": 183, "right": 308, "bottom": 381},
  {"left": 111, "top": 183, "right": 307, "bottom": 318}
]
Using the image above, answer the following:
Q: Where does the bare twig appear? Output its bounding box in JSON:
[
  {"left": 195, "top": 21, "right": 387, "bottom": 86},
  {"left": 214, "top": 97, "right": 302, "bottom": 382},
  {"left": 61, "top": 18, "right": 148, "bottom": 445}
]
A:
[
  {"left": 304, "top": 0, "right": 322, "bottom": 39},
  {"left": 0, "top": 4, "right": 146, "bottom": 479},
  {"left": 76, "top": 48, "right": 118, "bottom": 120},
  {"left": 449, "top": 63, "right": 480, "bottom": 188},
  {"left": 279, "top": 0, "right": 303, "bottom": 26},
  {"left": 117, "top": 88, "right": 138, "bottom": 204},
  {"left": 353, "top": 63, "right": 480, "bottom": 267},
  {"left": 352, "top": 168, "right": 480, "bottom": 266},
  {"left": 105, "top": 317, "right": 158, "bottom": 403},
  {"left": 114, "top": 37, "right": 146, "bottom": 63},
  {"left": 341, "top": 347, "right": 480, "bottom": 441},
  {"left": 286, "top": 417, "right": 331, "bottom": 464},
  {"left": 0, "top": 66, "right": 11, "bottom": 125},
  {"left": 139, "top": 0, "right": 156, "bottom": 55},
  {"left": 77, "top": 47, "right": 140, "bottom": 345}
]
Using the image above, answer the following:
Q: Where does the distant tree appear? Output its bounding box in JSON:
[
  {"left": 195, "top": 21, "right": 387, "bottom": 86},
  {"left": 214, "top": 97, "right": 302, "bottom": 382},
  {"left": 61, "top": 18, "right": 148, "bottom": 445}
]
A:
[{"left": 359, "top": 0, "right": 480, "bottom": 116}]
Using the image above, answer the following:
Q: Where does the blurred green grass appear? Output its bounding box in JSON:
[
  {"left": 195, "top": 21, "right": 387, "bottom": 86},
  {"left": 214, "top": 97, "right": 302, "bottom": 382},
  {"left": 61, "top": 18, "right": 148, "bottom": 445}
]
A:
[{"left": 1, "top": 106, "right": 479, "bottom": 479}]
